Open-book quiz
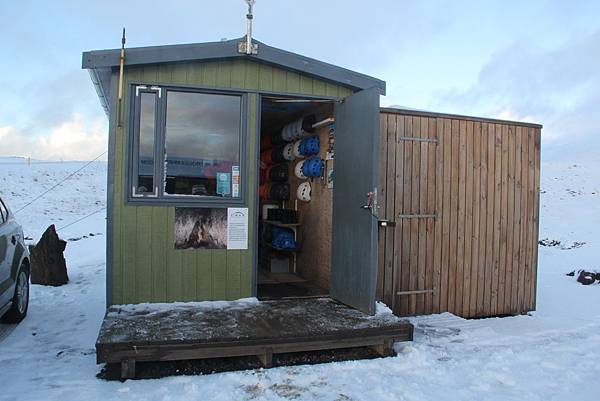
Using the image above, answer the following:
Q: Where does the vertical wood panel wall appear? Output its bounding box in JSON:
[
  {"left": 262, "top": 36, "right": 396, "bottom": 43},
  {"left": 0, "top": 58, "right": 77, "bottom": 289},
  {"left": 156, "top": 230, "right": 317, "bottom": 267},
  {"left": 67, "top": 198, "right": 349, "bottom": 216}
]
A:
[
  {"left": 377, "top": 109, "right": 541, "bottom": 318},
  {"left": 109, "top": 59, "right": 352, "bottom": 305}
]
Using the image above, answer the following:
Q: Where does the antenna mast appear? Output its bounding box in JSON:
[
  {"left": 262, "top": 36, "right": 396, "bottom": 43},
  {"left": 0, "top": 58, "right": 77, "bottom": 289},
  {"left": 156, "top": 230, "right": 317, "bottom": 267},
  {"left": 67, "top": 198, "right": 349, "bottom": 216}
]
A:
[
  {"left": 238, "top": 0, "right": 258, "bottom": 54},
  {"left": 117, "top": 27, "right": 126, "bottom": 127}
]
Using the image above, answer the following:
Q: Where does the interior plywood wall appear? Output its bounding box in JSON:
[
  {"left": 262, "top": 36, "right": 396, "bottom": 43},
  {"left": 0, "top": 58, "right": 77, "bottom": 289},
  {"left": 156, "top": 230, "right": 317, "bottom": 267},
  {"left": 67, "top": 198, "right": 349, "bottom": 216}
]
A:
[
  {"left": 376, "top": 109, "right": 541, "bottom": 318},
  {"left": 290, "top": 123, "right": 334, "bottom": 291}
]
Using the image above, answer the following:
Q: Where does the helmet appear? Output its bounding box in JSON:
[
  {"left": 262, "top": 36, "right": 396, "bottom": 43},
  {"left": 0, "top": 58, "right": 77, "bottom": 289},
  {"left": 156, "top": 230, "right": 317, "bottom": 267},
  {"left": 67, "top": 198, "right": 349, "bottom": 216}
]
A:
[
  {"left": 271, "top": 227, "right": 297, "bottom": 249},
  {"left": 268, "top": 183, "right": 290, "bottom": 200},
  {"left": 281, "top": 124, "right": 292, "bottom": 142},
  {"left": 301, "top": 114, "right": 316, "bottom": 133},
  {"left": 297, "top": 181, "right": 311, "bottom": 202},
  {"left": 292, "top": 120, "right": 305, "bottom": 140},
  {"left": 299, "top": 135, "right": 320, "bottom": 156},
  {"left": 294, "top": 161, "right": 306, "bottom": 179},
  {"left": 301, "top": 157, "right": 323, "bottom": 177},
  {"left": 283, "top": 143, "right": 295, "bottom": 161},
  {"left": 292, "top": 140, "right": 302, "bottom": 158},
  {"left": 268, "top": 164, "right": 289, "bottom": 182}
]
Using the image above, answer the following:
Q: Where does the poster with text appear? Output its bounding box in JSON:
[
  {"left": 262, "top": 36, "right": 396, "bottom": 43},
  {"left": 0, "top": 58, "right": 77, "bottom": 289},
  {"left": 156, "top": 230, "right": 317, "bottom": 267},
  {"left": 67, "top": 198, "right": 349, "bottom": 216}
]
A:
[
  {"left": 226, "top": 207, "right": 248, "bottom": 250},
  {"left": 174, "top": 207, "right": 248, "bottom": 250}
]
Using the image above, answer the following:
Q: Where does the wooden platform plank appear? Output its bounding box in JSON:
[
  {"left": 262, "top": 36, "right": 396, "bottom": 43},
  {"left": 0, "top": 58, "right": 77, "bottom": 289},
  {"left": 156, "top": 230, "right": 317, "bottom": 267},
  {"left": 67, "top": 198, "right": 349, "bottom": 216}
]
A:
[{"left": 96, "top": 298, "right": 414, "bottom": 375}]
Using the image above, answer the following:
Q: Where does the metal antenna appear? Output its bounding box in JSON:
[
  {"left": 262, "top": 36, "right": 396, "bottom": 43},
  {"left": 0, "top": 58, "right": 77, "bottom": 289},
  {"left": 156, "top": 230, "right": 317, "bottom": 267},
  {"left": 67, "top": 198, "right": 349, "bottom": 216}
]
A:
[
  {"left": 238, "top": 0, "right": 258, "bottom": 54},
  {"left": 117, "top": 27, "right": 126, "bottom": 127}
]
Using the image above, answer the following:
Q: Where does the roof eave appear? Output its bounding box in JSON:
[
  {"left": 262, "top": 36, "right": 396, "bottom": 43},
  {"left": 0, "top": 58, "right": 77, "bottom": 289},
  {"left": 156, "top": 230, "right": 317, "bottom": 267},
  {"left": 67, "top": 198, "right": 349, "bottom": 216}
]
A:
[{"left": 82, "top": 37, "right": 385, "bottom": 96}]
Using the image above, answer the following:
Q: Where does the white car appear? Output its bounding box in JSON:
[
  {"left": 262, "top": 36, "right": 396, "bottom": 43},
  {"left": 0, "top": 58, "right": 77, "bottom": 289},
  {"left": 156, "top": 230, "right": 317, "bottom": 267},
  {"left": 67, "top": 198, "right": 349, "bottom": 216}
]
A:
[{"left": 0, "top": 196, "right": 30, "bottom": 323}]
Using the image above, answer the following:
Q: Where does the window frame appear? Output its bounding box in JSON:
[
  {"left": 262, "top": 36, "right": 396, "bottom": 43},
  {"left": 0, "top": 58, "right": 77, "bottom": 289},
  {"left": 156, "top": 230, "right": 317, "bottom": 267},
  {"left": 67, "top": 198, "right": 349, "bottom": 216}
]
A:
[{"left": 126, "top": 83, "right": 248, "bottom": 207}]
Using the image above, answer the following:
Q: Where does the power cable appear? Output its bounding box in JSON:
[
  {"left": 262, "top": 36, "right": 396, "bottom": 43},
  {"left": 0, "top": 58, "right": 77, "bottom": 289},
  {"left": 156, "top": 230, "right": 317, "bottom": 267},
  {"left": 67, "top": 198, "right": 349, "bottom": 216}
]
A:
[
  {"left": 56, "top": 207, "right": 106, "bottom": 231},
  {"left": 14, "top": 151, "right": 107, "bottom": 214}
]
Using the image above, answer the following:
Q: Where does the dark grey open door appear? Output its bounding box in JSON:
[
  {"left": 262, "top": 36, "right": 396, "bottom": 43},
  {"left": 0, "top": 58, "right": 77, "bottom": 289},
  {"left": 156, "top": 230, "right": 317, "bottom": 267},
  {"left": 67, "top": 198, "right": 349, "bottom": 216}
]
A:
[{"left": 331, "top": 87, "right": 380, "bottom": 315}]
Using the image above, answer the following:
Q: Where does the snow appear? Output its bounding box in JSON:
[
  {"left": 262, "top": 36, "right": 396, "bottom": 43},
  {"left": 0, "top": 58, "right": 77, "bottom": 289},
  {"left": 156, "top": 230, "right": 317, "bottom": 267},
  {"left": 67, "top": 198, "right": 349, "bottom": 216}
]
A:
[
  {"left": 114, "top": 297, "right": 260, "bottom": 315},
  {"left": 1, "top": 156, "right": 600, "bottom": 400}
]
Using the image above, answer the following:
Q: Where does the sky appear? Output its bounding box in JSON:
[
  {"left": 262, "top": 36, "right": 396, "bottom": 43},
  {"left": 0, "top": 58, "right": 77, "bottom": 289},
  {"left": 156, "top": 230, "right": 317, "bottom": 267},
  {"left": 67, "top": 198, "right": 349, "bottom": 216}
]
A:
[{"left": 1, "top": 0, "right": 599, "bottom": 162}]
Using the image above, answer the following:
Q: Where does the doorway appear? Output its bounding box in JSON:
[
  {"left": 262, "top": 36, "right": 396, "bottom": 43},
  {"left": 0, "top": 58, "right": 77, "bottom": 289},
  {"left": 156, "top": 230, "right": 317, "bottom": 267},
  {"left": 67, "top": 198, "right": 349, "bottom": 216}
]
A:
[{"left": 256, "top": 95, "right": 335, "bottom": 300}]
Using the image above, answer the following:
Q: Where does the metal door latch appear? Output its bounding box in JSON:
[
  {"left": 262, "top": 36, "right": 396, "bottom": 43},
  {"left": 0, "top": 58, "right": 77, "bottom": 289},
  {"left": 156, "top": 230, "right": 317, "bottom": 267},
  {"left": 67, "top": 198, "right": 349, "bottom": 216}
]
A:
[
  {"left": 361, "top": 191, "right": 376, "bottom": 209},
  {"left": 378, "top": 220, "right": 396, "bottom": 227}
]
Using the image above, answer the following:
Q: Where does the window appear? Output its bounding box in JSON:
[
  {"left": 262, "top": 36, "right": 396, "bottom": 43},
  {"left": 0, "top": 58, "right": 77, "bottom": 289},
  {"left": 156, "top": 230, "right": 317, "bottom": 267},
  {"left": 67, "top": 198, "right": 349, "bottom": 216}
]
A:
[
  {"left": 129, "top": 85, "right": 245, "bottom": 204},
  {"left": 164, "top": 91, "right": 241, "bottom": 197},
  {"left": 133, "top": 91, "right": 157, "bottom": 196}
]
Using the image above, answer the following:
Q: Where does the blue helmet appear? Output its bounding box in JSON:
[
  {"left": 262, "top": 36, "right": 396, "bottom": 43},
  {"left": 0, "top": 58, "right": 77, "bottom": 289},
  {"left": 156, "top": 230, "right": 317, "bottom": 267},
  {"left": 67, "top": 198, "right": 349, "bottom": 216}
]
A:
[
  {"left": 299, "top": 135, "right": 320, "bottom": 156},
  {"left": 301, "top": 157, "right": 323, "bottom": 177}
]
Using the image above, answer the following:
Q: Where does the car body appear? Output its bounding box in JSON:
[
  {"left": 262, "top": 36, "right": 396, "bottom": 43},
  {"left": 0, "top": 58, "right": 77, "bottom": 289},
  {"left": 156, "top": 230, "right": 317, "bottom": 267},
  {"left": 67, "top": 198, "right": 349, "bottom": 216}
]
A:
[{"left": 0, "top": 196, "right": 30, "bottom": 323}]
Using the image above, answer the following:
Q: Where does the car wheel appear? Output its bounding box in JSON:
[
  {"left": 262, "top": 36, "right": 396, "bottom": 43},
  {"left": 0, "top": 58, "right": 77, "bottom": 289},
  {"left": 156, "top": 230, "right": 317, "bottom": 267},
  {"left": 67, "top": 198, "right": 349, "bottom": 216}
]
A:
[{"left": 2, "top": 265, "right": 29, "bottom": 323}]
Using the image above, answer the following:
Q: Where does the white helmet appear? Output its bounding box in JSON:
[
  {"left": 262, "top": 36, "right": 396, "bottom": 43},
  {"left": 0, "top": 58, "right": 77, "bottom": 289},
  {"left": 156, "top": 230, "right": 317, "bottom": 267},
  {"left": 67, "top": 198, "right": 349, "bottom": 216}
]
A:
[
  {"left": 297, "top": 181, "right": 311, "bottom": 202},
  {"left": 294, "top": 161, "right": 306, "bottom": 179},
  {"left": 283, "top": 143, "right": 295, "bottom": 161},
  {"left": 281, "top": 124, "right": 292, "bottom": 142},
  {"left": 292, "top": 140, "right": 302, "bottom": 158},
  {"left": 292, "top": 120, "right": 303, "bottom": 139}
]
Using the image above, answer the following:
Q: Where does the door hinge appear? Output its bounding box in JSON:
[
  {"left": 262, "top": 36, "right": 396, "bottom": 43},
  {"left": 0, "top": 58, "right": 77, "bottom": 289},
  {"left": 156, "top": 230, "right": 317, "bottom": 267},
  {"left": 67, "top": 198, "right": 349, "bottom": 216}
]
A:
[
  {"left": 398, "top": 136, "right": 439, "bottom": 144},
  {"left": 397, "top": 213, "right": 437, "bottom": 219},
  {"left": 397, "top": 289, "right": 435, "bottom": 296}
]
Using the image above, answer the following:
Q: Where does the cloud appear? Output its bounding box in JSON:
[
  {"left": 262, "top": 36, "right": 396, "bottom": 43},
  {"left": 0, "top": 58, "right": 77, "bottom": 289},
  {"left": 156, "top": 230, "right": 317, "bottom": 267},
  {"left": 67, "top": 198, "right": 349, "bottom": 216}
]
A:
[
  {"left": 431, "top": 29, "right": 600, "bottom": 161},
  {"left": 0, "top": 113, "right": 107, "bottom": 161}
]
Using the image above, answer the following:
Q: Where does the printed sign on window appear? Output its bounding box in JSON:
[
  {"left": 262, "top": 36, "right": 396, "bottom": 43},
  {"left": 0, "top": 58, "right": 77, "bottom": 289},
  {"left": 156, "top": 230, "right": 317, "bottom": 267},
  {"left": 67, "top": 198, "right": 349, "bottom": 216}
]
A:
[
  {"left": 216, "top": 172, "right": 231, "bottom": 196},
  {"left": 231, "top": 165, "right": 240, "bottom": 198}
]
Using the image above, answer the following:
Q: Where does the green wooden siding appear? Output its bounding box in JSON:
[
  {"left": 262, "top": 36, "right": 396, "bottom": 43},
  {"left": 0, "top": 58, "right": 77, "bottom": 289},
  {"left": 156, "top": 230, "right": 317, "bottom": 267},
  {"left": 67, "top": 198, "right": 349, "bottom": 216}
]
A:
[{"left": 109, "top": 58, "right": 353, "bottom": 305}]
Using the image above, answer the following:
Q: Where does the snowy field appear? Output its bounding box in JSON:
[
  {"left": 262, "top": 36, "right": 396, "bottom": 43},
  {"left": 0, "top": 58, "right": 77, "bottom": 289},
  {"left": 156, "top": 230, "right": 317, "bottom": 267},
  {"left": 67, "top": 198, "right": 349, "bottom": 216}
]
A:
[{"left": 0, "top": 156, "right": 599, "bottom": 401}]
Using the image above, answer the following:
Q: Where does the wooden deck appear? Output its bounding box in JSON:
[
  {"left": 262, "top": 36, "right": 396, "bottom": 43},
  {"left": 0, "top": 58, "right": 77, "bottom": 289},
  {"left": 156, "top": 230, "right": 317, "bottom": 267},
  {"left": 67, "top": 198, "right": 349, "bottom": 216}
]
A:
[{"left": 96, "top": 297, "right": 413, "bottom": 379}]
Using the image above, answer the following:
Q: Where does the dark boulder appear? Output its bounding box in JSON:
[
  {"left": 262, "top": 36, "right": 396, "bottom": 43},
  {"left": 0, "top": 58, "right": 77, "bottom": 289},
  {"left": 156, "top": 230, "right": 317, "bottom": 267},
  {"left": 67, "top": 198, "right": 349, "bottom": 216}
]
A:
[{"left": 29, "top": 225, "right": 68, "bottom": 286}]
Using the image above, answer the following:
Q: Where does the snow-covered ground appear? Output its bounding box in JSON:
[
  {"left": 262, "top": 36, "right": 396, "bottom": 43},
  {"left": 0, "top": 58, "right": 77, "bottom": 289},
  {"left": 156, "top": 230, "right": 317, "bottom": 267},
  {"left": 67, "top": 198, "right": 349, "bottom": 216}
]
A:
[{"left": 0, "top": 156, "right": 599, "bottom": 401}]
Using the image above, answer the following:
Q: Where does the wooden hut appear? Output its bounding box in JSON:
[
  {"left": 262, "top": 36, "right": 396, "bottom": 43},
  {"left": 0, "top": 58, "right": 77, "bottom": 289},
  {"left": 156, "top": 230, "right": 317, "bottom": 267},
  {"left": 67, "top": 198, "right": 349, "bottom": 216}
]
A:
[{"left": 82, "top": 36, "right": 540, "bottom": 377}]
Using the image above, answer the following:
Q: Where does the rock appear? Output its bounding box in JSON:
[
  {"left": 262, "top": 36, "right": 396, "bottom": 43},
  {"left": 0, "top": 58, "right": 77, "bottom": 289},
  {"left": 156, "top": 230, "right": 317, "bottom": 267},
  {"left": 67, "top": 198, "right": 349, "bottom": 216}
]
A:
[
  {"left": 29, "top": 225, "right": 69, "bottom": 286},
  {"left": 576, "top": 270, "right": 597, "bottom": 286}
]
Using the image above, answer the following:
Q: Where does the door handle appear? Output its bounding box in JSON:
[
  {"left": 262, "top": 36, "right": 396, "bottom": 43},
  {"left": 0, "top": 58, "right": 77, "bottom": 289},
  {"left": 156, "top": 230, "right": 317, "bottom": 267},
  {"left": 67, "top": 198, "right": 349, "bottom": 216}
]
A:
[
  {"left": 361, "top": 191, "right": 375, "bottom": 210},
  {"left": 11, "top": 236, "right": 16, "bottom": 245}
]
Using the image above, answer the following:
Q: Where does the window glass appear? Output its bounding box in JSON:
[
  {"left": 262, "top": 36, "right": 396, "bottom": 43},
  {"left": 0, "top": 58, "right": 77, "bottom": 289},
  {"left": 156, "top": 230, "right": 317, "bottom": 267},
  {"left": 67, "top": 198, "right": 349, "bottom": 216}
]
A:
[
  {"left": 135, "top": 92, "right": 156, "bottom": 195},
  {"left": 164, "top": 91, "right": 241, "bottom": 197}
]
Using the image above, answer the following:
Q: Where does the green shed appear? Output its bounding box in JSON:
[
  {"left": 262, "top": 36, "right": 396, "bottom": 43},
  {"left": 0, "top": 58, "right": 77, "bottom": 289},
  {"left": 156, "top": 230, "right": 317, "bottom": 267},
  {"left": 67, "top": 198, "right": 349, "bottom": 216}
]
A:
[{"left": 82, "top": 36, "right": 385, "bottom": 315}]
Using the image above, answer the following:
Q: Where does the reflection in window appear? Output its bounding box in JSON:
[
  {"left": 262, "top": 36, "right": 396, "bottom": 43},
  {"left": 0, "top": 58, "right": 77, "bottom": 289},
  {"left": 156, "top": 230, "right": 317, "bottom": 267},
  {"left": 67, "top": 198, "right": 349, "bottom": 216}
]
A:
[
  {"left": 164, "top": 91, "right": 241, "bottom": 198},
  {"left": 136, "top": 92, "right": 156, "bottom": 194}
]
